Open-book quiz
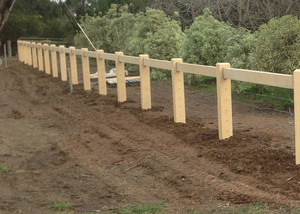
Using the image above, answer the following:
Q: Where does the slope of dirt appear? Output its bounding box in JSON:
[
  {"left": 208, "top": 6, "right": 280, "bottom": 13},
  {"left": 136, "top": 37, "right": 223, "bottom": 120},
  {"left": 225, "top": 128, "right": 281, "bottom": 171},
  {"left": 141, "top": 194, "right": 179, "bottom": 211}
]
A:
[{"left": 0, "top": 60, "right": 299, "bottom": 213}]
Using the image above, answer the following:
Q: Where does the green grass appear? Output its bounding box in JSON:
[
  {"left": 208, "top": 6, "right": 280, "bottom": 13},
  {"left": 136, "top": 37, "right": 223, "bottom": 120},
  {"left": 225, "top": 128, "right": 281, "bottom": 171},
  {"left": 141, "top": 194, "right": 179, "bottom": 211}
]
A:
[
  {"left": 120, "top": 203, "right": 167, "bottom": 214},
  {"left": 49, "top": 202, "right": 73, "bottom": 212},
  {"left": 0, "top": 166, "right": 12, "bottom": 173}
]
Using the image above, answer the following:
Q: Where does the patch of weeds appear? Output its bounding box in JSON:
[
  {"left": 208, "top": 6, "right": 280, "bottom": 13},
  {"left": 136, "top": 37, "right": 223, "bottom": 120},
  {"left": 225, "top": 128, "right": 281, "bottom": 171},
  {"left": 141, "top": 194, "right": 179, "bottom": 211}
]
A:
[
  {"left": 49, "top": 202, "right": 73, "bottom": 212},
  {"left": 0, "top": 166, "right": 12, "bottom": 173},
  {"left": 120, "top": 203, "right": 167, "bottom": 214}
]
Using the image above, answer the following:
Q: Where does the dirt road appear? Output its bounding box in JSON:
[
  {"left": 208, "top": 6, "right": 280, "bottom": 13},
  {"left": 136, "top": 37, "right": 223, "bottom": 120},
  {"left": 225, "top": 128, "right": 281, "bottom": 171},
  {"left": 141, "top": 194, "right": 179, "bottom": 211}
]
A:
[{"left": 0, "top": 60, "right": 299, "bottom": 213}]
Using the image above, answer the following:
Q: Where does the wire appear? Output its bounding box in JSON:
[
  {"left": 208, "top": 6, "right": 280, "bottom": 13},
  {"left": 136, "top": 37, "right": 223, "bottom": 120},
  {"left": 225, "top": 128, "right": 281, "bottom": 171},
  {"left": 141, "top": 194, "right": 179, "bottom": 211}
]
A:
[{"left": 63, "top": 3, "right": 97, "bottom": 51}]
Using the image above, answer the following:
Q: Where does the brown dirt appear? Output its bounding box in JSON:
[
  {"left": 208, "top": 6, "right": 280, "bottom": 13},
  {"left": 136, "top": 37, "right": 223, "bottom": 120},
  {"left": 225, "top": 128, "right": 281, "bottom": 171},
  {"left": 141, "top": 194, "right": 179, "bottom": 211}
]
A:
[{"left": 0, "top": 60, "right": 299, "bottom": 214}]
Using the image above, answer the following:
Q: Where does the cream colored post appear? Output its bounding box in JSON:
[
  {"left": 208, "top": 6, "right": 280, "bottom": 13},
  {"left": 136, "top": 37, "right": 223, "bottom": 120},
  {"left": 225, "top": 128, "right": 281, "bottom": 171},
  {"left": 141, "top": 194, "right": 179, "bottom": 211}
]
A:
[
  {"left": 32, "top": 42, "right": 38, "bottom": 69},
  {"left": 81, "top": 48, "right": 91, "bottom": 90},
  {"left": 139, "top": 54, "right": 151, "bottom": 110},
  {"left": 43, "top": 44, "right": 51, "bottom": 74},
  {"left": 19, "top": 41, "right": 23, "bottom": 62},
  {"left": 69, "top": 47, "right": 78, "bottom": 84},
  {"left": 26, "top": 42, "right": 30, "bottom": 64},
  {"left": 171, "top": 58, "right": 186, "bottom": 123},
  {"left": 51, "top": 44, "right": 58, "bottom": 77},
  {"left": 294, "top": 70, "right": 300, "bottom": 164},
  {"left": 96, "top": 50, "right": 107, "bottom": 95},
  {"left": 23, "top": 42, "right": 27, "bottom": 64},
  {"left": 59, "top": 45, "right": 67, "bottom": 81},
  {"left": 216, "top": 63, "right": 233, "bottom": 139},
  {"left": 28, "top": 42, "right": 33, "bottom": 66},
  {"left": 17, "top": 41, "right": 21, "bottom": 61},
  {"left": 115, "top": 52, "right": 126, "bottom": 102},
  {"left": 37, "top": 43, "right": 44, "bottom": 71}
]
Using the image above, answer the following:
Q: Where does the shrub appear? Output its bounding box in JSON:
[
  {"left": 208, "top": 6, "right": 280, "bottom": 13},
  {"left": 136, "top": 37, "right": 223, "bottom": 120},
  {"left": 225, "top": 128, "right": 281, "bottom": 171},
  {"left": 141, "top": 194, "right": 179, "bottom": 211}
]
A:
[
  {"left": 127, "top": 8, "right": 184, "bottom": 79},
  {"left": 250, "top": 15, "right": 300, "bottom": 74}
]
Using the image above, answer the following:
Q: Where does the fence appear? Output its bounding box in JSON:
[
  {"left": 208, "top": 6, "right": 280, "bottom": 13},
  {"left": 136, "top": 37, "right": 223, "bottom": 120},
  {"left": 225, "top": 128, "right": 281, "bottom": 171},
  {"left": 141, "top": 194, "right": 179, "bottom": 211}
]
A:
[{"left": 17, "top": 40, "right": 300, "bottom": 164}]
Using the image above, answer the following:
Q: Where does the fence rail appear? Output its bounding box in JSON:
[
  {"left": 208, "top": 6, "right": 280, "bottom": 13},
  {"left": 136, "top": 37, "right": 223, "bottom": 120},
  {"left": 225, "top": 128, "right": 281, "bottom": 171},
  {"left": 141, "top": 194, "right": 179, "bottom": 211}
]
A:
[{"left": 16, "top": 40, "right": 300, "bottom": 165}]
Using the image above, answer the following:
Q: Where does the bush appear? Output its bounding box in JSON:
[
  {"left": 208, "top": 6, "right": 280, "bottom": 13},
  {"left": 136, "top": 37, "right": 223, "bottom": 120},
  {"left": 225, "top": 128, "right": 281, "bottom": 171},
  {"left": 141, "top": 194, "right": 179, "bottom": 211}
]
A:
[
  {"left": 179, "top": 9, "right": 235, "bottom": 66},
  {"left": 127, "top": 8, "right": 183, "bottom": 79},
  {"left": 250, "top": 15, "right": 300, "bottom": 74},
  {"left": 75, "top": 5, "right": 135, "bottom": 52}
]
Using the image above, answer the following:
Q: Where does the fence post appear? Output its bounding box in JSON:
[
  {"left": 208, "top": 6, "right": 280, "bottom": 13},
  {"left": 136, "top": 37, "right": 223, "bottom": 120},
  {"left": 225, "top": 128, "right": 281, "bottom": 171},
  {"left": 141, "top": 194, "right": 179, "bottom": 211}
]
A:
[
  {"left": 43, "top": 44, "right": 51, "bottom": 75},
  {"left": 171, "top": 58, "right": 186, "bottom": 123},
  {"left": 51, "top": 44, "right": 58, "bottom": 78},
  {"left": 69, "top": 46, "right": 78, "bottom": 84},
  {"left": 115, "top": 52, "right": 126, "bottom": 102},
  {"left": 59, "top": 45, "right": 67, "bottom": 81},
  {"left": 294, "top": 70, "right": 300, "bottom": 164},
  {"left": 37, "top": 43, "right": 44, "bottom": 72},
  {"left": 29, "top": 42, "right": 33, "bottom": 66},
  {"left": 81, "top": 48, "right": 91, "bottom": 90},
  {"left": 32, "top": 42, "right": 38, "bottom": 69},
  {"left": 216, "top": 63, "right": 233, "bottom": 140},
  {"left": 96, "top": 50, "right": 107, "bottom": 95},
  {"left": 139, "top": 54, "right": 151, "bottom": 110},
  {"left": 17, "top": 40, "right": 21, "bottom": 61},
  {"left": 23, "top": 42, "right": 27, "bottom": 64},
  {"left": 28, "top": 42, "right": 33, "bottom": 66},
  {"left": 7, "top": 40, "right": 12, "bottom": 57}
]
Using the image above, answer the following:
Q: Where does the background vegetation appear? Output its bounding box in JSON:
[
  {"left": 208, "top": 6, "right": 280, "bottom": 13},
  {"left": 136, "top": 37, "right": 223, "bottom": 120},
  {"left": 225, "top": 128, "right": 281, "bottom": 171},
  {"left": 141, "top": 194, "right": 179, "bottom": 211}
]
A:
[{"left": 3, "top": 0, "right": 300, "bottom": 109}]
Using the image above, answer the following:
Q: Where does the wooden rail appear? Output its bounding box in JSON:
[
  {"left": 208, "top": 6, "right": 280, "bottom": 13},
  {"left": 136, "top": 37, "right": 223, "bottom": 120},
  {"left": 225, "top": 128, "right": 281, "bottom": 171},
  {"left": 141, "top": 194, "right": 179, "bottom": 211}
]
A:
[
  {"left": 143, "top": 58, "right": 172, "bottom": 70},
  {"left": 224, "top": 68, "right": 293, "bottom": 89},
  {"left": 119, "top": 55, "right": 139, "bottom": 65},
  {"left": 17, "top": 40, "right": 300, "bottom": 165},
  {"left": 177, "top": 63, "right": 216, "bottom": 77}
]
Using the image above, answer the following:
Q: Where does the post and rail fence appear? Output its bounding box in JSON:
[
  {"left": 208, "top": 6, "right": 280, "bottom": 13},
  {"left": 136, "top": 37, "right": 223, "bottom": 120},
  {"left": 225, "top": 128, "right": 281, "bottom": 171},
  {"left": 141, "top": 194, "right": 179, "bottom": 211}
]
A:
[{"left": 16, "top": 40, "right": 300, "bottom": 164}]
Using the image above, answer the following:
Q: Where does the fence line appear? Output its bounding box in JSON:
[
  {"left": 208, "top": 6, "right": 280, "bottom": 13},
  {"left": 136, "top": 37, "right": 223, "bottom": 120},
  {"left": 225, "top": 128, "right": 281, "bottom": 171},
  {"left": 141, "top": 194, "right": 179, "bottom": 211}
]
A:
[{"left": 16, "top": 40, "right": 300, "bottom": 164}]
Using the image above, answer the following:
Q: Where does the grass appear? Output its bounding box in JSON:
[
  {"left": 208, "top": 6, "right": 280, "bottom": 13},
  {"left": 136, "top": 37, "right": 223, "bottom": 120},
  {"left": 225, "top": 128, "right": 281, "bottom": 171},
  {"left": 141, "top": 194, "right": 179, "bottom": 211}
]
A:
[
  {"left": 120, "top": 203, "right": 167, "bottom": 214},
  {"left": 0, "top": 166, "right": 12, "bottom": 173},
  {"left": 49, "top": 202, "right": 73, "bottom": 212}
]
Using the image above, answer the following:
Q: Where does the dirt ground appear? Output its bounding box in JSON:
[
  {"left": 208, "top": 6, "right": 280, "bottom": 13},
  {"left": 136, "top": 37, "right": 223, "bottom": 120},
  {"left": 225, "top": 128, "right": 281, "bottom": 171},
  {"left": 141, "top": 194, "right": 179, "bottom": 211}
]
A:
[{"left": 0, "top": 59, "right": 300, "bottom": 214}]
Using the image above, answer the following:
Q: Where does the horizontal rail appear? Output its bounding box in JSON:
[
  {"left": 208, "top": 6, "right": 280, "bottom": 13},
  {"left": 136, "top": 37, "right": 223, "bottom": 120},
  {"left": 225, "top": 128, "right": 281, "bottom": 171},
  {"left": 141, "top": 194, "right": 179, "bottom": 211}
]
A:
[
  {"left": 84, "top": 51, "right": 97, "bottom": 58},
  {"left": 144, "top": 58, "right": 172, "bottom": 70},
  {"left": 119, "top": 55, "right": 139, "bottom": 65},
  {"left": 224, "top": 68, "right": 294, "bottom": 89},
  {"left": 71, "top": 49, "right": 82, "bottom": 55},
  {"left": 59, "top": 47, "right": 69, "bottom": 53},
  {"left": 52, "top": 47, "right": 60, "bottom": 51},
  {"left": 100, "top": 53, "right": 115, "bottom": 61},
  {"left": 177, "top": 63, "right": 216, "bottom": 77},
  {"left": 43, "top": 46, "right": 51, "bottom": 50}
]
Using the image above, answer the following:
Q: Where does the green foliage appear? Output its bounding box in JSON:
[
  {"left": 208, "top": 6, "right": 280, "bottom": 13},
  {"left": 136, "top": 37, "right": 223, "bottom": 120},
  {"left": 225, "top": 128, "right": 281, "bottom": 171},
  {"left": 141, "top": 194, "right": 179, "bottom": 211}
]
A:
[
  {"left": 127, "top": 8, "right": 183, "bottom": 60},
  {"left": 0, "top": 166, "right": 12, "bottom": 173},
  {"left": 74, "top": 5, "right": 136, "bottom": 52},
  {"left": 250, "top": 15, "right": 300, "bottom": 74},
  {"left": 49, "top": 202, "right": 73, "bottom": 212},
  {"left": 127, "top": 8, "right": 183, "bottom": 79},
  {"left": 179, "top": 9, "right": 234, "bottom": 65}
]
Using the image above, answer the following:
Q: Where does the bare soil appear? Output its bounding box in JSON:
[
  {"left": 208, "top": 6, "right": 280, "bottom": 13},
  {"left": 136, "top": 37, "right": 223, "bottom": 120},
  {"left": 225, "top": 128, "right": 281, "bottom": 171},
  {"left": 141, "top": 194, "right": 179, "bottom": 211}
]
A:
[{"left": 0, "top": 60, "right": 299, "bottom": 214}]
